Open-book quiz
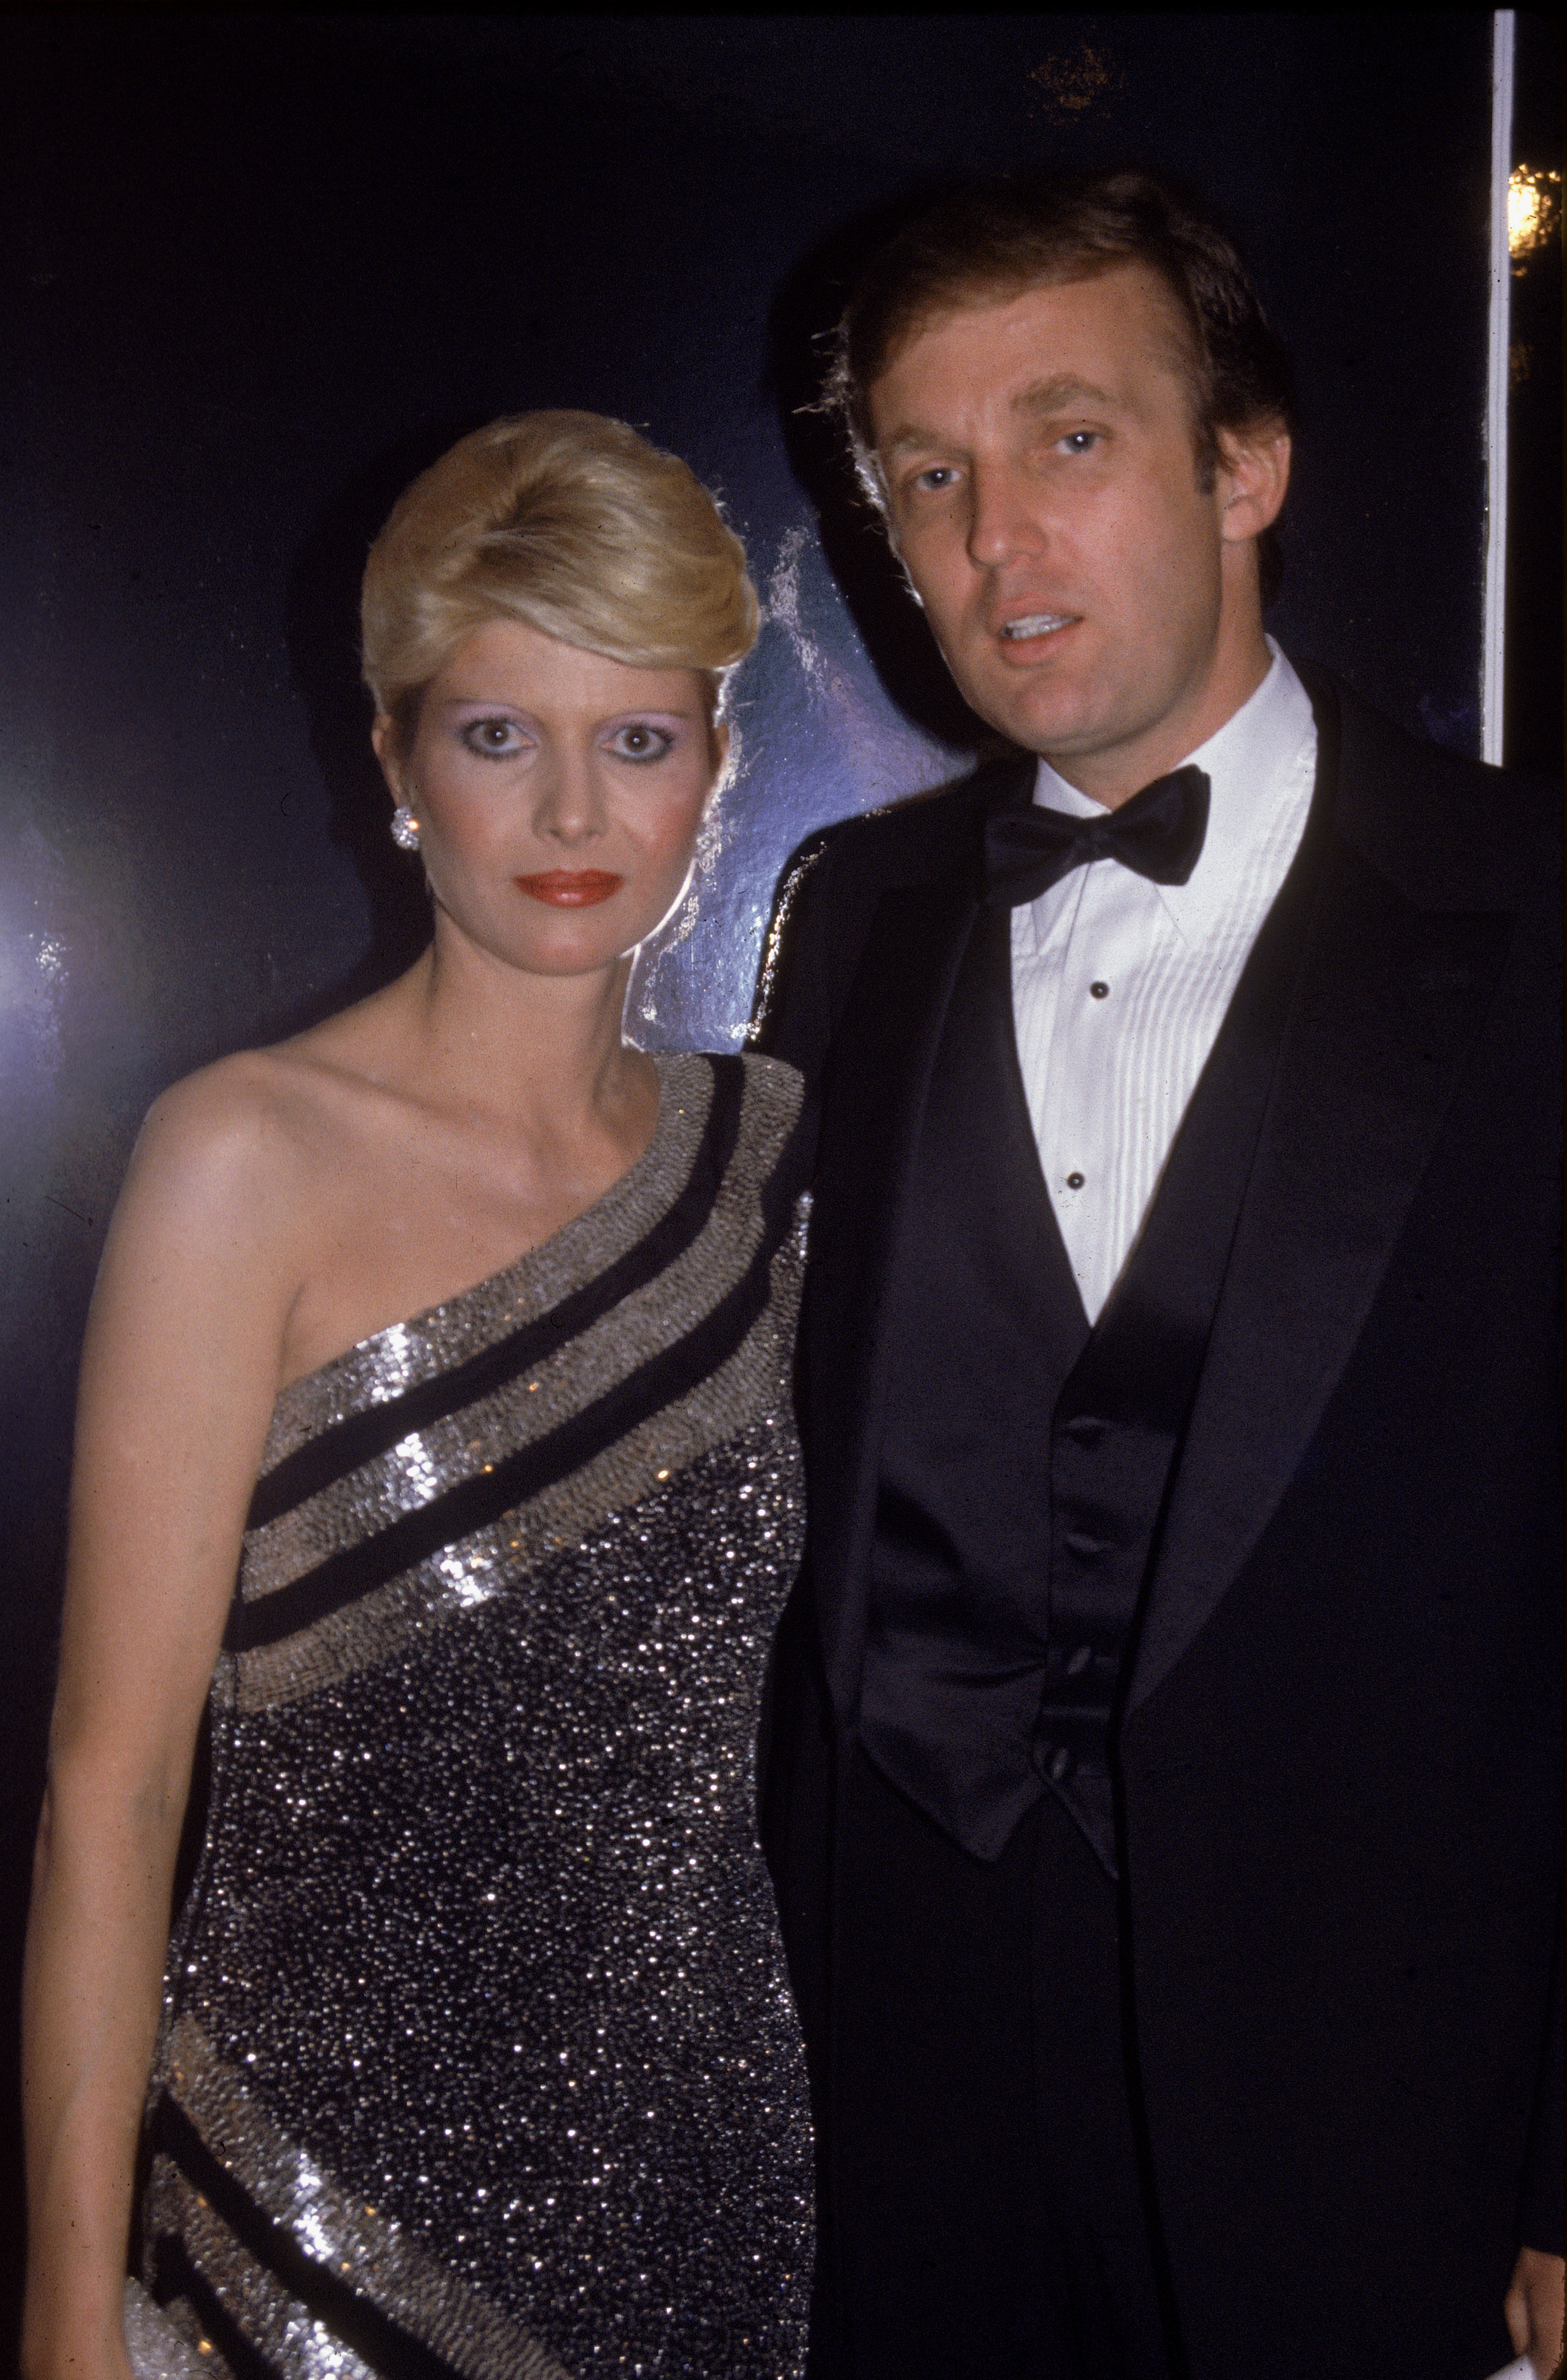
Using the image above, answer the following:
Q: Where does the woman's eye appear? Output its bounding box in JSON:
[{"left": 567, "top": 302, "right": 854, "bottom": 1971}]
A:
[
  {"left": 461, "top": 717, "right": 526, "bottom": 757},
  {"left": 1060, "top": 431, "right": 1100, "bottom": 455},
  {"left": 912, "top": 465, "right": 958, "bottom": 494},
  {"left": 607, "top": 723, "right": 675, "bottom": 762}
]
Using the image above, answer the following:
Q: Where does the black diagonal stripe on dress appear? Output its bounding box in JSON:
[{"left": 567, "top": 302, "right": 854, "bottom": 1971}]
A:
[
  {"left": 149, "top": 2235, "right": 281, "bottom": 2380},
  {"left": 247, "top": 1055, "right": 746, "bottom": 1531},
  {"left": 150, "top": 2094, "right": 471, "bottom": 2380},
  {"left": 226, "top": 1137, "right": 801, "bottom": 1656}
]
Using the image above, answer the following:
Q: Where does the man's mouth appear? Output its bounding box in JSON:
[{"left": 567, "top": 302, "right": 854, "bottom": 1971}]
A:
[
  {"left": 514, "top": 870, "right": 623, "bottom": 907},
  {"left": 998, "top": 613, "right": 1077, "bottom": 640}
]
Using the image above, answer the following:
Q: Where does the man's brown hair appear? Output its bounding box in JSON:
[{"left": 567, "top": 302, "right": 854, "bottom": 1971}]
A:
[{"left": 823, "top": 166, "right": 1296, "bottom": 598}]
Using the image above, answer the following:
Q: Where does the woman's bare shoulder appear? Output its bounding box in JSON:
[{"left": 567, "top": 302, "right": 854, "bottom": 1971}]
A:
[
  {"left": 134, "top": 978, "right": 415, "bottom": 1207},
  {"left": 110, "top": 1032, "right": 380, "bottom": 1307},
  {"left": 133, "top": 1047, "right": 325, "bottom": 1203}
]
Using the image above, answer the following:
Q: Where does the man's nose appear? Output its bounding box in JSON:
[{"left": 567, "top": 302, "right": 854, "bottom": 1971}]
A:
[
  {"left": 966, "top": 463, "right": 1047, "bottom": 571},
  {"left": 532, "top": 749, "right": 607, "bottom": 844}
]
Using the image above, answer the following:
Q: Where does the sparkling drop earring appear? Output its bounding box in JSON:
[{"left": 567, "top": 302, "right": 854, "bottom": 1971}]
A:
[{"left": 390, "top": 805, "right": 421, "bottom": 851}]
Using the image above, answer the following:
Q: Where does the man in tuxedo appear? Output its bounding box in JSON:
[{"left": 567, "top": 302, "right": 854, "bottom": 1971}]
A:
[{"left": 751, "top": 169, "right": 1562, "bottom": 2380}]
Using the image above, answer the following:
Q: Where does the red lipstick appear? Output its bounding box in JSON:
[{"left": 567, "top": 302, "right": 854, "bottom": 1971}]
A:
[{"left": 515, "top": 870, "right": 623, "bottom": 907}]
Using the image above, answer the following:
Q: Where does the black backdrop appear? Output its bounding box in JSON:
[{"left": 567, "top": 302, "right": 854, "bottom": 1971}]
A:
[{"left": 0, "top": 10, "right": 1559, "bottom": 2339}]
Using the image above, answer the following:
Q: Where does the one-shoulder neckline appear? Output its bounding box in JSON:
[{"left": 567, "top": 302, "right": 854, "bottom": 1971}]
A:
[{"left": 266, "top": 1051, "right": 716, "bottom": 1440}]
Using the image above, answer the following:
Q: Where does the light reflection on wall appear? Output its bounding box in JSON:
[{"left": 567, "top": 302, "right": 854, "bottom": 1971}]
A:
[
  {"left": 2, "top": 932, "right": 67, "bottom": 1075},
  {"left": 629, "top": 515, "right": 969, "bottom": 1054}
]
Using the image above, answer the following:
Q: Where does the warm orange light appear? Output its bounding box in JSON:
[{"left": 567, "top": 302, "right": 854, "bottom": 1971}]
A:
[{"left": 1508, "top": 165, "right": 1561, "bottom": 262}]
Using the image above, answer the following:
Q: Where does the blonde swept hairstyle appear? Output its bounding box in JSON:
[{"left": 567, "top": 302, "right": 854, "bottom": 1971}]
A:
[{"left": 361, "top": 411, "right": 759, "bottom": 749}]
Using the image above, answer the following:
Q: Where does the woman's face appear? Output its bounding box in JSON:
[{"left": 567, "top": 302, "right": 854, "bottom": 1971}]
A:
[{"left": 376, "top": 617, "right": 723, "bottom": 981}]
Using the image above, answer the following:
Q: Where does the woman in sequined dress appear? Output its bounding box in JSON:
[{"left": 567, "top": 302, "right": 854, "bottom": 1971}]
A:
[{"left": 23, "top": 414, "right": 814, "bottom": 2380}]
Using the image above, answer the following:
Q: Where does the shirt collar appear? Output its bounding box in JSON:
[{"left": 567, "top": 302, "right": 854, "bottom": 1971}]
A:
[{"left": 1030, "top": 640, "right": 1318, "bottom": 936}]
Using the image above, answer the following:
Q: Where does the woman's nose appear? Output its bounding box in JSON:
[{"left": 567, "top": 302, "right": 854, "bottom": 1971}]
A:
[{"left": 532, "top": 749, "right": 607, "bottom": 844}]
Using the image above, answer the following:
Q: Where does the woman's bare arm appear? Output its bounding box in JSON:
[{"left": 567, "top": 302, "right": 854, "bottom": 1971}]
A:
[{"left": 21, "top": 1066, "right": 305, "bottom": 2380}]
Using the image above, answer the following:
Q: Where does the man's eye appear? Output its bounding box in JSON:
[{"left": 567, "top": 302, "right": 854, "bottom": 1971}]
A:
[
  {"left": 1060, "top": 431, "right": 1100, "bottom": 455},
  {"left": 462, "top": 718, "right": 525, "bottom": 757},
  {"left": 608, "top": 723, "right": 674, "bottom": 762},
  {"left": 912, "top": 465, "right": 959, "bottom": 493}
]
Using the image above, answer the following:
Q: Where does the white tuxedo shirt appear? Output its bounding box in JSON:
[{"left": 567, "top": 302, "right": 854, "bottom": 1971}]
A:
[{"left": 1011, "top": 642, "right": 1318, "bottom": 1324}]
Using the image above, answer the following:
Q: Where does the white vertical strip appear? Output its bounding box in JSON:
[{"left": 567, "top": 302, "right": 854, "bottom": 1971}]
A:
[{"left": 1482, "top": 9, "right": 1515, "bottom": 764}]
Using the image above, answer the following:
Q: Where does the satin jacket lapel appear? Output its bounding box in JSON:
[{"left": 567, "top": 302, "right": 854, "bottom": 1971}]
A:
[
  {"left": 801, "top": 870, "right": 980, "bottom": 1721},
  {"left": 1128, "top": 827, "right": 1516, "bottom": 1718}
]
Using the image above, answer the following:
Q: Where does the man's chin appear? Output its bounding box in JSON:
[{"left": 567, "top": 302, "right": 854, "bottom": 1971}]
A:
[{"left": 957, "top": 678, "right": 1106, "bottom": 762}]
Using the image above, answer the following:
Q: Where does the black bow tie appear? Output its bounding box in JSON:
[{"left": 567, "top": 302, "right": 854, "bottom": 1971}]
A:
[{"left": 982, "top": 764, "right": 1211, "bottom": 907}]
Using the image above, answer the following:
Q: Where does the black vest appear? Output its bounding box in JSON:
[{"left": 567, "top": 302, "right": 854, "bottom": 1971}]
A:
[{"left": 858, "top": 756, "right": 1330, "bottom": 1874}]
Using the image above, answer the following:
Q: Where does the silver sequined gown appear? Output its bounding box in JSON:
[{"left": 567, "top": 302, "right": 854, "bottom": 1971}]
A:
[{"left": 139, "top": 1052, "right": 814, "bottom": 2380}]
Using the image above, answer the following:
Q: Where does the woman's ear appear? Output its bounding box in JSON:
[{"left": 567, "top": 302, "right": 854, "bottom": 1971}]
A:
[
  {"left": 701, "top": 718, "right": 733, "bottom": 807},
  {"left": 371, "top": 714, "right": 405, "bottom": 803}
]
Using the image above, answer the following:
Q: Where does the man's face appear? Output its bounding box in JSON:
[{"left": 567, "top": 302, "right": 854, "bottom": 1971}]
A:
[{"left": 868, "top": 263, "right": 1270, "bottom": 792}]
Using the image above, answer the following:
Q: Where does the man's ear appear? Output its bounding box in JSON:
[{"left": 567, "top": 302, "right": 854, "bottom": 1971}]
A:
[{"left": 1217, "top": 420, "right": 1291, "bottom": 545}]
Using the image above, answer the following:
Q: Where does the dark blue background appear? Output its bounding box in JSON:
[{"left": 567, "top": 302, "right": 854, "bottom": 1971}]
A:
[{"left": 0, "top": 9, "right": 1556, "bottom": 2338}]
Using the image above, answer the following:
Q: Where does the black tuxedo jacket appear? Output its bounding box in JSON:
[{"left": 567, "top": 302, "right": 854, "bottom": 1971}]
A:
[{"left": 752, "top": 668, "right": 1563, "bottom": 2380}]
